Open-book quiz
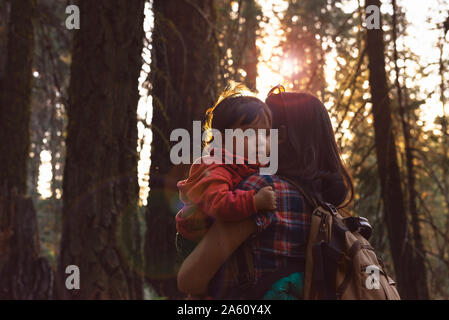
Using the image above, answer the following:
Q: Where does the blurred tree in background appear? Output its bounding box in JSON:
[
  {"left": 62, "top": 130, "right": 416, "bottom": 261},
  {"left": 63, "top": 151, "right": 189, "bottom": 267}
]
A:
[
  {"left": 57, "top": 0, "right": 145, "bottom": 299},
  {"left": 216, "top": 0, "right": 261, "bottom": 91},
  {"left": 365, "top": 0, "right": 426, "bottom": 299},
  {"left": 144, "top": 0, "right": 218, "bottom": 298},
  {"left": 30, "top": 0, "right": 72, "bottom": 265},
  {"left": 0, "top": 0, "right": 35, "bottom": 193},
  {"left": 0, "top": 0, "right": 53, "bottom": 299}
]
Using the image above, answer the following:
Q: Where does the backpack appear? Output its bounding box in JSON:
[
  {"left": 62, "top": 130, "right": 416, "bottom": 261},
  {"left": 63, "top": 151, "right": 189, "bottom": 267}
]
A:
[
  {"left": 286, "top": 177, "right": 401, "bottom": 300},
  {"left": 216, "top": 177, "right": 401, "bottom": 300}
]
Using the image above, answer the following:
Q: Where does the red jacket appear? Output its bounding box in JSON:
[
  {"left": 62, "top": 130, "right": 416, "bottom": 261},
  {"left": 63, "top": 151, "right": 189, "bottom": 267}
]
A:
[{"left": 176, "top": 149, "right": 259, "bottom": 241}]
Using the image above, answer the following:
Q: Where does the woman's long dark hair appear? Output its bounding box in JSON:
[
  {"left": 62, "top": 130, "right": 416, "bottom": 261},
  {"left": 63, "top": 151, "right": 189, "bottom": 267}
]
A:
[{"left": 265, "top": 92, "right": 354, "bottom": 209}]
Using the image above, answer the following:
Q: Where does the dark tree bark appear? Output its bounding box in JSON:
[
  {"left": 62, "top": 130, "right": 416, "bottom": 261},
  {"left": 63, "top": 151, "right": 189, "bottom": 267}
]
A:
[
  {"left": 57, "top": 0, "right": 145, "bottom": 299},
  {"left": 0, "top": 0, "right": 10, "bottom": 79},
  {"left": 391, "top": 0, "right": 429, "bottom": 299},
  {"left": 144, "top": 0, "right": 218, "bottom": 298},
  {"left": 0, "top": 0, "right": 35, "bottom": 194},
  {"left": 0, "top": 0, "right": 54, "bottom": 299},
  {"left": 365, "top": 0, "right": 425, "bottom": 299},
  {"left": 240, "top": 0, "right": 259, "bottom": 91},
  {"left": 0, "top": 193, "right": 54, "bottom": 299},
  {"left": 438, "top": 20, "right": 449, "bottom": 181}
]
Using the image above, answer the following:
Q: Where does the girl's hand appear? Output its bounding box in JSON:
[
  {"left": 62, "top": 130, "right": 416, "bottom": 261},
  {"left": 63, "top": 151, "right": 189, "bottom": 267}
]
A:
[{"left": 254, "top": 186, "right": 276, "bottom": 211}]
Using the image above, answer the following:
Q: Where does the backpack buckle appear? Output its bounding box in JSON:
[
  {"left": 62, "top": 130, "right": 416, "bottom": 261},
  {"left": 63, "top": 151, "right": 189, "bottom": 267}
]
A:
[
  {"left": 323, "top": 202, "right": 338, "bottom": 216},
  {"left": 343, "top": 216, "right": 373, "bottom": 240},
  {"left": 357, "top": 217, "right": 372, "bottom": 240}
]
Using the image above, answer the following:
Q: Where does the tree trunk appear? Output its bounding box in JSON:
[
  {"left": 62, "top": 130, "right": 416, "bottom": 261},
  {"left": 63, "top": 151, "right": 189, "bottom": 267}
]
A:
[
  {"left": 365, "top": 0, "right": 423, "bottom": 299},
  {"left": 438, "top": 21, "right": 448, "bottom": 185},
  {"left": 0, "top": 0, "right": 35, "bottom": 194},
  {"left": 0, "top": 0, "right": 10, "bottom": 79},
  {"left": 0, "top": 193, "right": 54, "bottom": 299},
  {"left": 0, "top": 1, "right": 54, "bottom": 299},
  {"left": 391, "top": 0, "right": 429, "bottom": 299},
  {"left": 57, "top": 0, "right": 145, "bottom": 299},
  {"left": 240, "top": 0, "right": 259, "bottom": 91},
  {"left": 144, "top": 0, "right": 218, "bottom": 298}
]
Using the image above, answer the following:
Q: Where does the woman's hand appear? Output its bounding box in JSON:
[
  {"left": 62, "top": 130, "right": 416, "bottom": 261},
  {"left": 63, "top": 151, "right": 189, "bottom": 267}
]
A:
[
  {"left": 254, "top": 186, "right": 276, "bottom": 211},
  {"left": 177, "top": 218, "right": 257, "bottom": 295}
]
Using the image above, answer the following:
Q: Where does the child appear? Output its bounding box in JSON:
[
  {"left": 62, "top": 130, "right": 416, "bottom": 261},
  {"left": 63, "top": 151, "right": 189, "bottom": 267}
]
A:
[{"left": 175, "top": 87, "right": 277, "bottom": 259}]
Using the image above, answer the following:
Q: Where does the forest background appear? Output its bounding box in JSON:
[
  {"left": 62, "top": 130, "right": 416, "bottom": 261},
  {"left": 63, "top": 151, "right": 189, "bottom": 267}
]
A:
[{"left": 0, "top": 0, "right": 448, "bottom": 300}]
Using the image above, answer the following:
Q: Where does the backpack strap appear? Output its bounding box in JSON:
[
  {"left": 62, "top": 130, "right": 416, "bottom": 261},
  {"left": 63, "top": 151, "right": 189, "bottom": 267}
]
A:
[
  {"left": 277, "top": 176, "right": 323, "bottom": 299},
  {"left": 303, "top": 208, "right": 322, "bottom": 299}
]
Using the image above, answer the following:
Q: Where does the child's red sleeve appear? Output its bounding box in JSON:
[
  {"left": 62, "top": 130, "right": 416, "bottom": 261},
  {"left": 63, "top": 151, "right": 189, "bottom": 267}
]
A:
[{"left": 183, "top": 166, "right": 257, "bottom": 221}]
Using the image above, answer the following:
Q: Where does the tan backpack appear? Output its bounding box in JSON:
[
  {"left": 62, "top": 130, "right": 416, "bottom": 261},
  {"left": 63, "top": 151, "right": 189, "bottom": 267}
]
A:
[
  {"left": 221, "top": 177, "right": 401, "bottom": 300},
  {"left": 302, "top": 198, "right": 401, "bottom": 300},
  {"left": 275, "top": 175, "right": 400, "bottom": 300}
]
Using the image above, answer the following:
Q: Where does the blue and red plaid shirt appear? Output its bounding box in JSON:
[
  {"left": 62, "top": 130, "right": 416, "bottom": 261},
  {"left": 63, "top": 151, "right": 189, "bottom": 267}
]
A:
[{"left": 209, "top": 173, "right": 311, "bottom": 298}]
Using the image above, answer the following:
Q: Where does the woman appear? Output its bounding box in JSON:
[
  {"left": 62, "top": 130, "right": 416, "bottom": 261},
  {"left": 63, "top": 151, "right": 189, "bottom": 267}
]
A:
[{"left": 177, "top": 86, "right": 354, "bottom": 299}]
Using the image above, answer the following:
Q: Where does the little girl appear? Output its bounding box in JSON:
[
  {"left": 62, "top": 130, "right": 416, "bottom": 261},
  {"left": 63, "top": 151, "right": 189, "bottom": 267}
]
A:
[{"left": 175, "top": 87, "right": 277, "bottom": 259}]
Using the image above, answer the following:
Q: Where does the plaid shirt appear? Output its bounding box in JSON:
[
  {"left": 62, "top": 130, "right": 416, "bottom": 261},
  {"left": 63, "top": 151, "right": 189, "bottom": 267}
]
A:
[{"left": 209, "top": 173, "right": 311, "bottom": 298}]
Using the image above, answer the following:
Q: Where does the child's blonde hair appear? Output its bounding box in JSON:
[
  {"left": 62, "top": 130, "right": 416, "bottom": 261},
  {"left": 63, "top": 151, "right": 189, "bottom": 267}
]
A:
[{"left": 203, "top": 82, "right": 271, "bottom": 148}]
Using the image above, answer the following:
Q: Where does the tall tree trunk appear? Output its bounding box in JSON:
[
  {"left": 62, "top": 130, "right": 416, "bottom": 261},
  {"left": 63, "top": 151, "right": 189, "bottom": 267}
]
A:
[
  {"left": 437, "top": 15, "right": 449, "bottom": 276},
  {"left": 240, "top": 0, "right": 259, "bottom": 91},
  {"left": 364, "top": 0, "right": 422, "bottom": 299},
  {"left": 391, "top": 0, "right": 429, "bottom": 299},
  {"left": 0, "top": 0, "right": 54, "bottom": 300},
  {"left": 0, "top": 193, "right": 54, "bottom": 299},
  {"left": 57, "top": 0, "right": 145, "bottom": 299},
  {"left": 0, "top": 0, "right": 10, "bottom": 79},
  {"left": 438, "top": 23, "right": 448, "bottom": 184},
  {"left": 0, "top": 0, "right": 35, "bottom": 194},
  {"left": 144, "top": 0, "right": 218, "bottom": 298}
]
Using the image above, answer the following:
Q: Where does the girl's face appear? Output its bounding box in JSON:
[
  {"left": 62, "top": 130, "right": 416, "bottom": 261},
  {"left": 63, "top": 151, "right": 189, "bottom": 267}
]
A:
[{"left": 231, "top": 114, "right": 271, "bottom": 163}]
